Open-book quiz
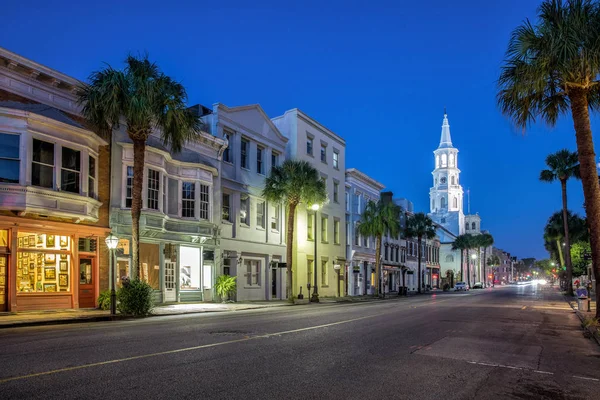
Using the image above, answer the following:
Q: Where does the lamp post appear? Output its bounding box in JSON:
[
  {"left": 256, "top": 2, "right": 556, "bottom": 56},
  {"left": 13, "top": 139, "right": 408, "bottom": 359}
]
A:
[
  {"left": 310, "top": 204, "right": 320, "bottom": 303},
  {"left": 105, "top": 234, "right": 119, "bottom": 315},
  {"left": 471, "top": 253, "right": 477, "bottom": 285}
]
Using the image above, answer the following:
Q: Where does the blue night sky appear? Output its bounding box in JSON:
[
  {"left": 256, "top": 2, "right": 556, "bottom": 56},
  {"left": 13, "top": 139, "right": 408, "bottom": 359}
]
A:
[{"left": 3, "top": 0, "right": 599, "bottom": 259}]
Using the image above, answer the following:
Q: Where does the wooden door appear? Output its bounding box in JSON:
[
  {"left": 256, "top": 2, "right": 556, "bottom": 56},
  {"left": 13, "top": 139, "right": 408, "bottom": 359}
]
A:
[
  {"left": 78, "top": 258, "right": 95, "bottom": 308},
  {"left": 0, "top": 255, "right": 7, "bottom": 311}
]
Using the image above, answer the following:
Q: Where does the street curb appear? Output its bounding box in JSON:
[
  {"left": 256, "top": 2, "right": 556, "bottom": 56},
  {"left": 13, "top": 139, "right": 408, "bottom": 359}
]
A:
[
  {"left": 563, "top": 294, "right": 600, "bottom": 346},
  {"left": 0, "top": 315, "right": 130, "bottom": 330}
]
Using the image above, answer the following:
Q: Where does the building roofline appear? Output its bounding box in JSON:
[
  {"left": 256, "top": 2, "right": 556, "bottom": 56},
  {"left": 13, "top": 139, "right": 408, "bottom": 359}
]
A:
[
  {"left": 275, "top": 108, "right": 346, "bottom": 146},
  {"left": 345, "top": 168, "right": 385, "bottom": 191}
]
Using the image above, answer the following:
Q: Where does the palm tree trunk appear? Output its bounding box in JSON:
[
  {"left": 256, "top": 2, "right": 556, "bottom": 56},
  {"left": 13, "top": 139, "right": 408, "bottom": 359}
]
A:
[
  {"left": 477, "top": 247, "right": 482, "bottom": 284},
  {"left": 570, "top": 89, "right": 600, "bottom": 317},
  {"left": 460, "top": 249, "right": 464, "bottom": 285},
  {"left": 286, "top": 202, "right": 297, "bottom": 300},
  {"left": 417, "top": 236, "right": 422, "bottom": 294},
  {"left": 483, "top": 247, "right": 488, "bottom": 286},
  {"left": 466, "top": 248, "right": 471, "bottom": 287},
  {"left": 561, "top": 180, "right": 574, "bottom": 297},
  {"left": 375, "top": 235, "right": 381, "bottom": 296},
  {"left": 131, "top": 138, "right": 146, "bottom": 278}
]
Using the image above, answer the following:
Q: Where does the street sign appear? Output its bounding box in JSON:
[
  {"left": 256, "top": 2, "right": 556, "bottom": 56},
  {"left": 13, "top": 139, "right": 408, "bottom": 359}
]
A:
[
  {"left": 278, "top": 262, "right": 287, "bottom": 269},
  {"left": 583, "top": 252, "right": 592, "bottom": 261}
]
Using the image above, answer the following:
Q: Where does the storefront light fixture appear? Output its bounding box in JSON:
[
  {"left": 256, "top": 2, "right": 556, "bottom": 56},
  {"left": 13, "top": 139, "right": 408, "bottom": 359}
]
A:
[
  {"left": 105, "top": 234, "right": 119, "bottom": 250},
  {"left": 471, "top": 253, "right": 477, "bottom": 260},
  {"left": 311, "top": 203, "right": 320, "bottom": 211}
]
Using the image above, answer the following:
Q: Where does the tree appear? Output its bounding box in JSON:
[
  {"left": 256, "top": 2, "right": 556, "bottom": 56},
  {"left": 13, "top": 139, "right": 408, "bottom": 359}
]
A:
[
  {"left": 357, "top": 200, "right": 402, "bottom": 296},
  {"left": 262, "top": 160, "right": 327, "bottom": 299},
  {"left": 570, "top": 241, "right": 592, "bottom": 276},
  {"left": 498, "top": 0, "right": 600, "bottom": 316},
  {"left": 540, "top": 149, "right": 580, "bottom": 295},
  {"left": 79, "top": 55, "right": 200, "bottom": 276},
  {"left": 405, "top": 213, "right": 436, "bottom": 294},
  {"left": 487, "top": 254, "right": 501, "bottom": 286},
  {"left": 474, "top": 233, "right": 494, "bottom": 286},
  {"left": 452, "top": 234, "right": 472, "bottom": 285}
]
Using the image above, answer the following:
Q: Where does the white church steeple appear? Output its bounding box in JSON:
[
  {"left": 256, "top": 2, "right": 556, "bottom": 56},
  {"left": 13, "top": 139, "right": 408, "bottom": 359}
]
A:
[{"left": 429, "top": 111, "right": 465, "bottom": 236}]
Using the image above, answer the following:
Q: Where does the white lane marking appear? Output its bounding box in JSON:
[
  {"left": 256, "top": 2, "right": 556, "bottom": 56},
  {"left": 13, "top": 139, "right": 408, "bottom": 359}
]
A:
[
  {"left": 573, "top": 375, "right": 600, "bottom": 382},
  {"left": 534, "top": 370, "right": 554, "bottom": 375}
]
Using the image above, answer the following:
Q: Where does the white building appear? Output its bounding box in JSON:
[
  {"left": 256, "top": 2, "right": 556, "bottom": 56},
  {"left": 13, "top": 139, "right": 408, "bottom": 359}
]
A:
[
  {"left": 202, "top": 103, "right": 288, "bottom": 301},
  {"left": 345, "top": 169, "right": 385, "bottom": 296},
  {"left": 273, "top": 109, "right": 346, "bottom": 298}
]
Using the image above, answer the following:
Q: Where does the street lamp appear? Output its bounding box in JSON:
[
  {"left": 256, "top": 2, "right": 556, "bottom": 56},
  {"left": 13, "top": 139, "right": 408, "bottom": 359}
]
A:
[
  {"left": 310, "top": 203, "right": 320, "bottom": 303},
  {"left": 471, "top": 253, "right": 477, "bottom": 285},
  {"left": 105, "top": 234, "right": 119, "bottom": 315}
]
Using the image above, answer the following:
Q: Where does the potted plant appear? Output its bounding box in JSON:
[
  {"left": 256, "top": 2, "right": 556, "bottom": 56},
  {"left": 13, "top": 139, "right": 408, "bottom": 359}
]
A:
[{"left": 215, "top": 275, "right": 237, "bottom": 303}]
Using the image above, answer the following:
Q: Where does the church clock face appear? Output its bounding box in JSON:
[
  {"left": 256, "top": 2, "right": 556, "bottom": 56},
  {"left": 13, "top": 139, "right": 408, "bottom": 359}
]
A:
[{"left": 440, "top": 177, "right": 447, "bottom": 184}]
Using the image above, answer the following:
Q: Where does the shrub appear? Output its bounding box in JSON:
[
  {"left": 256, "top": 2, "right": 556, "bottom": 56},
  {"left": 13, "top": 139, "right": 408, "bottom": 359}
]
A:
[
  {"left": 215, "top": 275, "right": 237, "bottom": 302},
  {"left": 117, "top": 278, "right": 154, "bottom": 316},
  {"left": 443, "top": 283, "right": 450, "bottom": 292},
  {"left": 97, "top": 290, "right": 112, "bottom": 310}
]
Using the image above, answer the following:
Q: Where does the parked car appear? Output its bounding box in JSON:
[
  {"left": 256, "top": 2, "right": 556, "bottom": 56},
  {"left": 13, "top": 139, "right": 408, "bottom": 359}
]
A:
[
  {"left": 455, "top": 282, "right": 469, "bottom": 291},
  {"left": 472, "top": 282, "right": 484, "bottom": 289}
]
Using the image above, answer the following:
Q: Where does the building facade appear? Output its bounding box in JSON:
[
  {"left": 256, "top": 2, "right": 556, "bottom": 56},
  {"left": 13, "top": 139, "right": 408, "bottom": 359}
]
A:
[
  {"left": 109, "top": 115, "right": 225, "bottom": 304},
  {"left": 0, "top": 47, "right": 110, "bottom": 311},
  {"left": 203, "top": 103, "right": 288, "bottom": 301},
  {"left": 345, "top": 169, "right": 385, "bottom": 296},
  {"left": 273, "top": 109, "right": 346, "bottom": 298}
]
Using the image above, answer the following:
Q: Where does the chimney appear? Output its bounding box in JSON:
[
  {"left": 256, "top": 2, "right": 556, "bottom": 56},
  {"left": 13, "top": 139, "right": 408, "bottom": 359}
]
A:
[{"left": 381, "top": 191, "right": 393, "bottom": 204}]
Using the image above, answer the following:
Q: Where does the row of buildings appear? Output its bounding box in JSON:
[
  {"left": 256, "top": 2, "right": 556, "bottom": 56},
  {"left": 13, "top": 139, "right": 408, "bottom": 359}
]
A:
[{"left": 0, "top": 47, "right": 514, "bottom": 313}]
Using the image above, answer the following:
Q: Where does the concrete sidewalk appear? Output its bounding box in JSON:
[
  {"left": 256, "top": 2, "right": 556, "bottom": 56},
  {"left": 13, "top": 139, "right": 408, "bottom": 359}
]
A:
[{"left": 0, "top": 301, "right": 293, "bottom": 329}]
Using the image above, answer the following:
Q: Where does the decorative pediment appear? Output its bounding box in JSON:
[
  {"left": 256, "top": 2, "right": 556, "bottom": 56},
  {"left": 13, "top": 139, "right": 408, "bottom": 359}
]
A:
[{"left": 217, "top": 103, "right": 288, "bottom": 145}]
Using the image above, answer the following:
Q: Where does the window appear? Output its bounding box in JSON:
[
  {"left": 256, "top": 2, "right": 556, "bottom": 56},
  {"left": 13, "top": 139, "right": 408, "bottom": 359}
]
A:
[
  {"left": 436, "top": 155, "right": 440, "bottom": 168},
  {"left": 0, "top": 133, "right": 20, "bottom": 183},
  {"left": 345, "top": 192, "right": 350, "bottom": 212},
  {"left": 240, "top": 195, "right": 249, "bottom": 225},
  {"left": 320, "top": 144, "right": 327, "bottom": 163},
  {"left": 472, "top": 222, "right": 476, "bottom": 230},
  {"left": 199, "top": 184, "right": 209, "bottom": 220},
  {"left": 307, "top": 258, "right": 313, "bottom": 286},
  {"left": 180, "top": 246, "right": 201, "bottom": 290},
  {"left": 182, "top": 182, "right": 195, "bottom": 218},
  {"left": 396, "top": 247, "right": 399, "bottom": 262},
  {"left": 223, "top": 258, "right": 231, "bottom": 276},
  {"left": 440, "top": 197, "right": 446, "bottom": 209},
  {"left": 446, "top": 254, "right": 454, "bottom": 263},
  {"left": 362, "top": 234, "right": 367, "bottom": 248},
  {"left": 321, "top": 216, "right": 327, "bottom": 243},
  {"left": 451, "top": 176, "right": 455, "bottom": 185},
  {"left": 333, "top": 151, "right": 339, "bottom": 169},
  {"left": 223, "top": 132, "right": 231, "bottom": 163},
  {"left": 257, "top": 146, "right": 264, "bottom": 174},
  {"left": 441, "top": 154, "right": 447, "bottom": 167},
  {"left": 453, "top": 197, "right": 458, "bottom": 208},
  {"left": 257, "top": 201, "right": 265, "bottom": 228},
  {"left": 449, "top": 153, "right": 455, "bottom": 167},
  {"left": 88, "top": 156, "right": 96, "bottom": 198},
  {"left": 354, "top": 223, "right": 360, "bottom": 246},
  {"left": 61, "top": 146, "right": 81, "bottom": 193},
  {"left": 222, "top": 193, "right": 231, "bottom": 221},
  {"left": 385, "top": 245, "right": 389, "bottom": 260},
  {"left": 271, "top": 205, "right": 280, "bottom": 230},
  {"left": 333, "top": 182, "right": 339, "bottom": 203},
  {"left": 321, "top": 260, "right": 328, "bottom": 286},
  {"left": 346, "top": 222, "right": 350, "bottom": 246},
  {"left": 465, "top": 222, "right": 469, "bottom": 231},
  {"left": 168, "top": 178, "right": 178, "bottom": 215},
  {"left": 431, "top": 199, "right": 435, "bottom": 210},
  {"left": 32, "top": 139, "right": 54, "bottom": 188},
  {"left": 306, "top": 137, "right": 313, "bottom": 155},
  {"left": 245, "top": 259, "right": 261, "bottom": 286},
  {"left": 307, "top": 211, "right": 314, "bottom": 240},
  {"left": 353, "top": 193, "right": 360, "bottom": 214},
  {"left": 334, "top": 219, "right": 340, "bottom": 244},
  {"left": 125, "top": 166, "right": 133, "bottom": 208},
  {"left": 271, "top": 152, "right": 278, "bottom": 168},
  {"left": 147, "top": 169, "right": 160, "bottom": 210},
  {"left": 241, "top": 139, "right": 249, "bottom": 169}
]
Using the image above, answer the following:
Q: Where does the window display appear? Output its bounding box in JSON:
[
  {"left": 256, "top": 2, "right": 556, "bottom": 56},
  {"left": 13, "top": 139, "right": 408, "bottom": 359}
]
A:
[
  {"left": 180, "top": 246, "right": 200, "bottom": 290},
  {"left": 139, "top": 243, "right": 159, "bottom": 289},
  {"left": 17, "top": 232, "right": 71, "bottom": 293}
]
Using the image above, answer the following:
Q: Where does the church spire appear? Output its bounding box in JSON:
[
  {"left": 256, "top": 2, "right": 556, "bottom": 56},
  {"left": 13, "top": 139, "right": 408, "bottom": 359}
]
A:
[{"left": 439, "top": 109, "right": 453, "bottom": 149}]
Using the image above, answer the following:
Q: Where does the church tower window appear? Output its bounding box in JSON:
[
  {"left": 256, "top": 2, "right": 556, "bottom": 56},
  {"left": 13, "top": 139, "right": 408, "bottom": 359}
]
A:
[
  {"left": 453, "top": 197, "right": 457, "bottom": 208},
  {"left": 449, "top": 154, "right": 455, "bottom": 166},
  {"left": 471, "top": 222, "right": 476, "bottom": 230},
  {"left": 451, "top": 176, "right": 455, "bottom": 185},
  {"left": 441, "top": 154, "right": 447, "bottom": 167},
  {"left": 431, "top": 199, "right": 435, "bottom": 210},
  {"left": 436, "top": 155, "right": 440, "bottom": 168},
  {"left": 440, "top": 197, "right": 446, "bottom": 209},
  {"left": 465, "top": 222, "right": 469, "bottom": 231}
]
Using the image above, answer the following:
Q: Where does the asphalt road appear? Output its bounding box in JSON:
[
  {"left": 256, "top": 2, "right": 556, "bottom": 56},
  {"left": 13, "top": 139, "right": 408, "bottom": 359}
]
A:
[{"left": 0, "top": 284, "right": 598, "bottom": 400}]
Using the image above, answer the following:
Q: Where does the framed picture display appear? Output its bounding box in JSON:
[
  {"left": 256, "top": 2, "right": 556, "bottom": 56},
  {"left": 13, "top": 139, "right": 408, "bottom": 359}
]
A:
[
  {"left": 59, "top": 261, "right": 68, "bottom": 272},
  {"left": 0, "top": 266, "right": 5, "bottom": 275},
  {"left": 46, "top": 235, "right": 55, "bottom": 248},
  {"left": 28, "top": 235, "right": 35, "bottom": 247},
  {"left": 58, "top": 274, "right": 68, "bottom": 287},
  {"left": 0, "top": 257, "right": 4, "bottom": 267},
  {"left": 22, "top": 267, "right": 28, "bottom": 276},
  {"left": 29, "top": 253, "right": 36, "bottom": 261},
  {"left": 17, "top": 237, "right": 23, "bottom": 248},
  {"left": 44, "top": 283, "right": 57, "bottom": 293},
  {"left": 37, "top": 274, "right": 42, "bottom": 281},
  {"left": 60, "top": 236, "right": 68, "bottom": 248},
  {"left": 17, "top": 259, "right": 21, "bottom": 269},
  {"left": 37, "top": 235, "right": 43, "bottom": 246},
  {"left": 29, "top": 262, "right": 35, "bottom": 271},
  {"left": 60, "top": 254, "right": 68, "bottom": 260},
  {"left": 44, "top": 254, "right": 56, "bottom": 264},
  {"left": 44, "top": 267, "right": 56, "bottom": 280},
  {"left": 37, "top": 253, "right": 43, "bottom": 263},
  {"left": 0, "top": 276, "right": 4, "bottom": 285}
]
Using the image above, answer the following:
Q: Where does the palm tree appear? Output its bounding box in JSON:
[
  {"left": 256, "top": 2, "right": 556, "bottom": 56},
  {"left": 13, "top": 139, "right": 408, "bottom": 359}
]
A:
[
  {"left": 540, "top": 149, "right": 580, "bottom": 295},
  {"left": 487, "top": 254, "right": 501, "bottom": 287},
  {"left": 498, "top": 0, "right": 600, "bottom": 316},
  {"left": 357, "top": 199, "right": 402, "bottom": 296},
  {"left": 477, "top": 233, "right": 494, "bottom": 286},
  {"left": 452, "top": 234, "right": 472, "bottom": 285},
  {"left": 405, "top": 213, "right": 436, "bottom": 294},
  {"left": 79, "top": 55, "right": 199, "bottom": 276},
  {"left": 262, "top": 160, "right": 327, "bottom": 299}
]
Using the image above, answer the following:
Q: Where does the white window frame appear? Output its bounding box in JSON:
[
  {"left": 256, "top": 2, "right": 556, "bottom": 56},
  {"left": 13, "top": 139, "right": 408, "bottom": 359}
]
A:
[
  {"left": 321, "top": 215, "right": 328, "bottom": 243},
  {"left": 333, "top": 182, "right": 339, "bottom": 203},
  {"left": 244, "top": 258, "right": 262, "bottom": 287},
  {"left": 147, "top": 168, "right": 160, "bottom": 210},
  {"left": 271, "top": 204, "right": 280, "bottom": 231},
  {"left": 241, "top": 138, "right": 249, "bottom": 169},
  {"left": 306, "top": 136, "right": 314, "bottom": 156},
  {"left": 223, "top": 131, "right": 232, "bottom": 163},
  {"left": 256, "top": 201, "right": 265, "bottom": 229},
  {"left": 124, "top": 165, "right": 133, "bottom": 208},
  {"left": 88, "top": 155, "right": 97, "bottom": 199},
  {"left": 32, "top": 138, "right": 55, "bottom": 189},
  {"left": 182, "top": 181, "right": 196, "bottom": 219},
  {"left": 0, "top": 132, "right": 20, "bottom": 184},
  {"left": 257, "top": 146, "right": 264, "bottom": 175},
  {"left": 222, "top": 193, "right": 231, "bottom": 222},
  {"left": 333, "top": 151, "right": 339, "bottom": 169},
  {"left": 334, "top": 219, "right": 340, "bottom": 245},
  {"left": 240, "top": 194, "right": 250, "bottom": 226},
  {"left": 198, "top": 183, "right": 210, "bottom": 220}
]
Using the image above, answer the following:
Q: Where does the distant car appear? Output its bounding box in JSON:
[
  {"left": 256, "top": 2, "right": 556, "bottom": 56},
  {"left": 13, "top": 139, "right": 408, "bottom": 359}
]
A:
[
  {"left": 472, "top": 282, "right": 484, "bottom": 289},
  {"left": 455, "top": 282, "right": 469, "bottom": 291}
]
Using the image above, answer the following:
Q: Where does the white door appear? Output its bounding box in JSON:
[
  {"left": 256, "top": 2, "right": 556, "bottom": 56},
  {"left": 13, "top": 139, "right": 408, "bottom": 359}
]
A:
[{"left": 164, "top": 261, "right": 176, "bottom": 302}]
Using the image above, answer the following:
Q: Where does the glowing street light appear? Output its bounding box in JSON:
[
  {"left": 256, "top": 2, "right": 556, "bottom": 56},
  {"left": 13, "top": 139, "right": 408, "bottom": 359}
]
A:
[
  {"left": 310, "top": 203, "right": 320, "bottom": 302},
  {"left": 105, "top": 233, "right": 119, "bottom": 316}
]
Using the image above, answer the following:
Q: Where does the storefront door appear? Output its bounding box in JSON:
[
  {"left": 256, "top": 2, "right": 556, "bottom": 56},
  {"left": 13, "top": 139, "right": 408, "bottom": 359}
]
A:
[
  {"left": 164, "top": 261, "right": 176, "bottom": 302},
  {"left": 79, "top": 258, "right": 95, "bottom": 308},
  {"left": 0, "top": 255, "right": 7, "bottom": 311}
]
